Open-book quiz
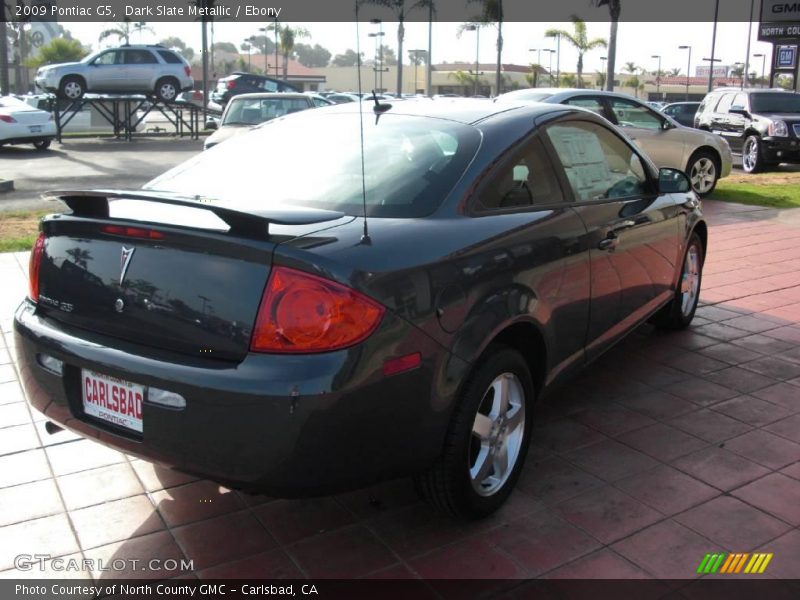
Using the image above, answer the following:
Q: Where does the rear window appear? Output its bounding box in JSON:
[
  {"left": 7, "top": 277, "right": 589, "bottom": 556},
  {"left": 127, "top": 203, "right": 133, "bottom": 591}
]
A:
[
  {"left": 158, "top": 50, "right": 183, "bottom": 64},
  {"left": 750, "top": 92, "right": 800, "bottom": 114},
  {"left": 146, "top": 112, "right": 481, "bottom": 218},
  {"left": 222, "top": 97, "right": 310, "bottom": 125}
]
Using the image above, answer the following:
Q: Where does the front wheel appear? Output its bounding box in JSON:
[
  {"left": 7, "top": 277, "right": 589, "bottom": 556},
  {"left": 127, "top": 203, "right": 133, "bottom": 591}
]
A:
[
  {"left": 687, "top": 151, "right": 720, "bottom": 196},
  {"left": 414, "top": 346, "right": 534, "bottom": 519},
  {"left": 58, "top": 76, "right": 85, "bottom": 100},
  {"left": 155, "top": 78, "right": 179, "bottom": 102},
  {"left": 33, "top": 140, "right": 51, "bottom": 151},
  {"left": 652, "top": 232, "right": 705, "bottom": 330},
  {"left": 742, "top": 135, "right": 767, "bottom": 173}
]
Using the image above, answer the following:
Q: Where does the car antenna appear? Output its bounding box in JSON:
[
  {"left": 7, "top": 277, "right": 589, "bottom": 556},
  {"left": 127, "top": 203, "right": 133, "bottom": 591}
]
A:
[
  {"left": 372, "top": 90, "right": 391, "bottom": 116},
  {"left": 354, "top": 5, "right": 371, "bottom": 245}
]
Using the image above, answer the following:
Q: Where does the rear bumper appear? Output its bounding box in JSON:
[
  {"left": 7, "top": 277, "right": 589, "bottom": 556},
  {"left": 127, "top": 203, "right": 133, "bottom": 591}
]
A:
[
  {"left": 0, "top": 135, "right": 55, "bottom": 145},
  {"left": 14, "top": 300, "right": 463, "bottom": 496}
]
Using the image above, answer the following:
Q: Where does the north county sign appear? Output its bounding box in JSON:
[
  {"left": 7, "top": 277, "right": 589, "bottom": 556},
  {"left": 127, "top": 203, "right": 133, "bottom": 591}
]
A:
[{"left": 760, "top": 0, "right": 800, "bottom": 40}]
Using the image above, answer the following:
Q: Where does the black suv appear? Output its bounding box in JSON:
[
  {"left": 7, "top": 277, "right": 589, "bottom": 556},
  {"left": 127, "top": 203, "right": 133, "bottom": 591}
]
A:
[
  {"left": 210, "top": 73, "right": 299, "bottom": 107},
  {"left": 694, "top": 88, "right": 800, "bottom": 173}
]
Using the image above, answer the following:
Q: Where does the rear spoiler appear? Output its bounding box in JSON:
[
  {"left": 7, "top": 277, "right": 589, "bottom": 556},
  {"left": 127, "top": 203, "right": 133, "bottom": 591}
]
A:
[{"left": 43, "top": 189, "right": 345, "bottom": 238}]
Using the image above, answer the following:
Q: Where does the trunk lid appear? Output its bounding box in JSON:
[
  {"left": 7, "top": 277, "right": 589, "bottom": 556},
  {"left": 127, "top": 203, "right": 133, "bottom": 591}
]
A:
[{"left": 36, "top": 190, "right": 345, "bottom": 362}]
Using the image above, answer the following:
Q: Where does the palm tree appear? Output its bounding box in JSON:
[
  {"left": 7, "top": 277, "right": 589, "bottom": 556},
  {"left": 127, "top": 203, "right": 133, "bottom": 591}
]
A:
[
  {"left": 98, "top": 19, "right": 154, "bottom": 45},
  {"left": 595, "top": 70, "right": 606, "bottom": 89},
  {"left": 622, "top": 62, "right": 642, "bottom": 96},
  {"left": 592, "top": 0, "right": 620, "bottom": 91},
  {"left": 669, "top": 67, "right": 681, "bottom": 77},
  {"left": 545, "top": 16, "right": 606, "bottom": 89},
  {"left": 461, "top": 0, "right": 503, "bottom": 95},
  {"left": 265, "top": 23, "right": 309, "bottom": 81}
]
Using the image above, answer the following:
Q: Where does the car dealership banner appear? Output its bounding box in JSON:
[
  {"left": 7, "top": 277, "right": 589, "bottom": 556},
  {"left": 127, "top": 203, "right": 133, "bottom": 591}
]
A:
[{"left": 760, "top": 0, "right": 800, "bottom": 40}]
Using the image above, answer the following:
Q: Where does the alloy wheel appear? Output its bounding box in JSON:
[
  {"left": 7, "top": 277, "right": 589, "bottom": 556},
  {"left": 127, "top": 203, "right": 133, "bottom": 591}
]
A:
[
  {"left": 690, "top": 157, "right": 716, "bottom": 195},
  {"left": 469, "top": 372, "right": 526, "bottom": 497},
  {"left": 64, "top": 82, "right": 82, "bottom": 99},
  {"left": 681, "top": 243, "right": 701, "bottom": 317},
  {"left": 743, "top": 138, "right": 759, "bottom": 172}
]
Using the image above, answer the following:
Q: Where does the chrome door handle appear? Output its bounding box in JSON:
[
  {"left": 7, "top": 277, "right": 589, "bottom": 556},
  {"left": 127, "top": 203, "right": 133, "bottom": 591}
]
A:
[
  {"left": 612, "top": 219, "right": 637, "bottom": 232},
  {"left": 598, "top": 232, "right": 619, "bottom": 251}
]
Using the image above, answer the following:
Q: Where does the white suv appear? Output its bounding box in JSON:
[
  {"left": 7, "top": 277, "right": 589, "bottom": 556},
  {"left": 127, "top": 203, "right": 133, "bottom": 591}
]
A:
[{"left": 35, "top": 45, "right": 194, "bottom": 102}]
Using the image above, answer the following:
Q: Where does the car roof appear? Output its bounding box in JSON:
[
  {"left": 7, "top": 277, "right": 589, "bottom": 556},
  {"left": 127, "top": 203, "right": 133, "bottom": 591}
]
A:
[
  {"left": 499, "top": 88, "right": 649, "bottom": 104},
  {"left": 228, "top": 93, "right": 310, "bottom": 100},
  {"left": 314, "top": 97, "right": 573, "bottom": 126},
  {"left": 709, "top": 87, "right": 793, "bottom": 93}
]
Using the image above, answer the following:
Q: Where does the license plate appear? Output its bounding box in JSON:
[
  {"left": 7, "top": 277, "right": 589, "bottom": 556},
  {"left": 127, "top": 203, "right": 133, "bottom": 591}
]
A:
[
  {"left": 82, "top": 369, "right": 144, "bottom": 433},
  {"left": 29, "top": 125, "right": 42, "bottom": 133}
]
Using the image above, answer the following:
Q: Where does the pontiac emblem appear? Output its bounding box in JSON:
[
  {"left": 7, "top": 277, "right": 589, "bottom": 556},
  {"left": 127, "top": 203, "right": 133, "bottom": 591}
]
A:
[
  {"left": 119, "top": 246, "right": 135, "bottom": 285},
  {"left": 115, "top": 298, "right": 125, "bottom": 313}
]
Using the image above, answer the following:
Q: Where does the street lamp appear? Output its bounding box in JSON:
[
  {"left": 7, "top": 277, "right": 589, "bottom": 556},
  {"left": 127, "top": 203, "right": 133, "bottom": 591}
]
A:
[
  {"left": 753, "top": 53, "right": 766, "bottom": 88},
  {"left": 464, "top": 24, "right": 481, "bottom": 97},
  {"left": 244, "top": 38, "right": 253, "bottom": 70},
  {"left": 528, "top": 48, "right": 542, "bottom": 87},
  {"left": 600, "top": 56, "right": 607, "bottom": 88},
  {"left": 259, "top": 19, "right": 280, "bottom": 79},
  {"left": 543, "top": 49, "right": 555, "bottom": 86},
  {"left": 409, "top": 49, "right": 425, "bottom": 94},
  {"left": 707, "top": 0, "right": 720, "bottom": 93},
  {"left": 733, "top": 61, "right": 745, "bottom": 89},
  {"left": 369, "top": 19, "right": 387, "bottom": 93},
  {"left": 651, "top": 54, "right": 662, "bottom": 97},
  {"left": 678, "top": 45, "right": 692, "bottom": 101}
]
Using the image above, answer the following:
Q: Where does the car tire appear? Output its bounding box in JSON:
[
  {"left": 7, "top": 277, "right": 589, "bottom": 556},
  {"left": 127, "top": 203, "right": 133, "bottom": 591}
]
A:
[
  {"left": 652, "top": 232, "right": 704, "bottom": 330},
  {"left": 414, "top": 345, "right": 534, "bottom": 519},
  {"left": 742, "top": 135, "right": 767, "bottom": 174},
  {"left": 155, "top": 78, "right": 179, "bottom": 102},
  {"left": 686, "top": 150, "right": 720, "bottom": 197},
  {"left": 33, "top": 140, "right": 51, "bottom": 151},
  {"left": 58, "top": 76, "right": 85, "bottom": 100}
]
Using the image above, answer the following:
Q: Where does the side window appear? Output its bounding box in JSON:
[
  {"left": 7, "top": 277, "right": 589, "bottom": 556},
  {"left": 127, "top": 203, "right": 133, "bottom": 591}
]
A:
[
  {"left": 158, "top": 50, "right": 183, "bottom": 64},
  {"left": 563, "top": 97, "right": 606, "bottom": 117},
  {"left": 732, "top": 93, "right": 748, "bottom": 110},
  {"left": 92, "top": 51, "right": 119, "bottom": 66},
  {"left": 715, "top": 93, "right": 735, "bottom": 114},
  {"left": 312, "top": 97, "right": 329, "bottom": 107},
  {"left": 545, "top": 121, "right": 648, "bottom": 202},
  {"left": 124, "top": 50, "right": 158, "bottom": 65},
  {"left": 474, "top": 135, "right": 564, "bottom": 211},
  {"left": 608, "top": 98, "right": 663, "bottom": 130}
]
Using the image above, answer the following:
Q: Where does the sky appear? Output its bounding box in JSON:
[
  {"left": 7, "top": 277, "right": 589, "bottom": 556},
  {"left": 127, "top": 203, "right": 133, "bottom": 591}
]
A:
[{"left": 59, "top": 20, "right": 776, "bottom": 78}]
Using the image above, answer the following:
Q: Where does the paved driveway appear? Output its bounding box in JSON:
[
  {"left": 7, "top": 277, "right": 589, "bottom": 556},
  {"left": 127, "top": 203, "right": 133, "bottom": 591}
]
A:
[{"left": 0, "top": 200, "right": 799, "bottom": 583}]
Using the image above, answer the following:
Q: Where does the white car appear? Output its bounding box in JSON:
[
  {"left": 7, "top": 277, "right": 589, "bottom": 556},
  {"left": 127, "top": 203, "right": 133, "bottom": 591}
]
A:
[{"left": 0, "top": 95, "right": 56, "bottom": 150}]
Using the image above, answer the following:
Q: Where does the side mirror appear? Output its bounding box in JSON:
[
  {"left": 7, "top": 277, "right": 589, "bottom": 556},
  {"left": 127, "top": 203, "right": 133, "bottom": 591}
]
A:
[
  {"left": 661, "top": 119, "right": 675, "bottom": 130},
  {"left": 204, "top": 118, "right": 218, "bottom": 130},
  {"left": 658, "top": 167, "right": 690, "bottom": 194},
  {"left": 729, "top": 105, "right": 749, "bottom": 118}
]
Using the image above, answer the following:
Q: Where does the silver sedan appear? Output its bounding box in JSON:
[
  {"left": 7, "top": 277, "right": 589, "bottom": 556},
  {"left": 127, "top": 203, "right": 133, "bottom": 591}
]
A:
[{"left": 498, "top": 88, "right": 732, "bottom": 196}]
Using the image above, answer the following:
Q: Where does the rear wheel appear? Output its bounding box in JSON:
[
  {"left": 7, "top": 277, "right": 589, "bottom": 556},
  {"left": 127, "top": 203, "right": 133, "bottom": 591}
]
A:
[
  {"left": 58, "top": 76, "right": 85, "bottom": 100},
  {"left": 33, "top": 140, "right": 51, "bottom": 151},
  {"left": 742, "top": 135, "right": 767, "bottom": 173},
  {"left": 653, "top": 232, "right": 704, "bottom": 330},
  {"left": 686, "top": 150, "right": 720, "bottom": 196},
  {"left": 415, "top": 346, "right": 534, "bottom": 519},
  {"left": 155, "top": 78, "right": 179, "bottom": 102}
]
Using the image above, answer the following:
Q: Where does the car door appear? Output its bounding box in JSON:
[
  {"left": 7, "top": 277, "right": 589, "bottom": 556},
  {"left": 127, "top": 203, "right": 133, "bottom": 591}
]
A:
[
  {"left": 725, "top": 92, "right": 749, "bottom": 154},
  {"left": 87, "top": 50, "right": 124, "bottom": 91},
  {"left": 708, "top": 92, "right": 735, "bottom": 139},
  {"left": 542, "top": 118, "right": 681, "bottom": 360},
  {"left": 122, "top": 49, "right": 159, "bottom": 92},
  {"left": 468, "top": 133, "right": 591, "bottom": 384},
  {"left": 604, "top": 97, "right": 686, "bottom": 170}
]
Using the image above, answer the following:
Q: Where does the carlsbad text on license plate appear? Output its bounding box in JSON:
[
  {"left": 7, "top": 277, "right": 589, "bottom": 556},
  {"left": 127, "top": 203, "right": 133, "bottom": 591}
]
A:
[{"left": 82, "top": 369, "right": 144, "bottom": 432}]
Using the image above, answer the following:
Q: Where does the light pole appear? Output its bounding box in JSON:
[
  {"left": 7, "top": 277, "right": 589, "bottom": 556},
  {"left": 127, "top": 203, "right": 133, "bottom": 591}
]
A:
[
  {"left": 600, "top": 56, "right": 607, "bottom": 88},
  {"left": 369, "top": 19, "right": 386, "bottom": 93},
  {"left": 679, "top": 45, "right": 692, "bottom": 100},
  {"left": 465, "top": 24, "right": 480, "bottom": 97},
  {"left": 707, "top": 0, "right": 720, "bottom": 93},
  {"left": 651, "top": 54, "right": 662, "bottom": 97},
  {"left": 244, "top": 38, "right": 253, "bottom": 71},
  {"left": 744, "top": 0, "right": 755, "bottom": 89},
  {"left": 409, "top": 49, "right": 425, "bottom": 94},
  {"left": 702, "top": 56, "right": 722, "bottom": 91},
  {"left": 555, "top": 33, "right": 561, "bottom": 87},
  {"left": 528, "top": 48, "right": 542, "bottom": 87},
  {"left": 544, "top": 49, "right": 555, "bottom": 86},
  {"left": 734, "top": 62, "right": 745, "bottom": 89},
  {"left": 753, "top": 53, "right": 766, "bottom": 88}
]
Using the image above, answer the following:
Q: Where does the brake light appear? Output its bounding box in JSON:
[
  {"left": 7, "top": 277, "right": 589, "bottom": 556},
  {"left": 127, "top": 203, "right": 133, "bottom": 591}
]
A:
[
  {"left": 184, "top": 65, "right": 191, "bottom": 77},
  {"left": 101, "top": 225, "right": 165, "bottom": 240},
  {"left": 28, "top": 232, "right": 46, "bottom": 302},
  {"left": 0, "top": 115, "right": 17, "bottom": 123},
  {"left": 250, "top": 266, "right": 385, "bottom": 353},
  {"left": 226, "top": 80, "right": 236, "bottom": 89}
]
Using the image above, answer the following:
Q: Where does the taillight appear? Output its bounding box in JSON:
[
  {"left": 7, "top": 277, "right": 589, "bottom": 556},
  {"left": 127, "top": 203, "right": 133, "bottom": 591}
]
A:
[
  {"left": 101, "top": 225, "right": 165, "bottom": 240},
  {"left": 184, "top": 65, "right": 191, "bottom": 77},
  {"left": 28, "top": 232, "right": 46, "bottom": 302},
  {"left": 250, "top": 266, "right": 385, "bottom": 353},
  {"left": 226, "top": 80, "right": 236, "bottom": 89},
  {"left": 0, "top": 115, "right": 17, "bottom": 123}
]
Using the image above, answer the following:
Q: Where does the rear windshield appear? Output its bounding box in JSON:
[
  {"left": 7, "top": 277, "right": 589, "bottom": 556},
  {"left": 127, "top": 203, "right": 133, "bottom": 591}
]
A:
[
  {"left": 750, "top": 92, "right": 800, "bottom": 113},
  {"left": 158, "top": 50, "right": 183, "bottom": 64},
  {"left": 146, "top": 112, "right": 481, "bottom": 218},
  {"left": 222, "top": 97, "right": 309, "bottom": 125}
]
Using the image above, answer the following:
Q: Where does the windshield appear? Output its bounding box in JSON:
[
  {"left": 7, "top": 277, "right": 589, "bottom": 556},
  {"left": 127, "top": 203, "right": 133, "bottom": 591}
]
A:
[
  {"left": 222, "top": 97, "right": 310, "bottom": 125},
  {"left": 750, "top": 92, "right": 800, "bottom": 113},
  {"left": 499, "top": 90, "right": 555, "bottom": 102},
  {"left": 146, "top": 112, "right": 481, "bottom": 218}
]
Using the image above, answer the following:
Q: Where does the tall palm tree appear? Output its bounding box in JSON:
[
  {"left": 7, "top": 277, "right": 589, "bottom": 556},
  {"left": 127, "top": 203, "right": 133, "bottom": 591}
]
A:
[
  {"left": 545, "top": 16, "right": 606, "bottom": 89},
  {"left": 98, "top": 19, "right": 154, "bottom": 45},
  {"left": 623, "top": 62, "right": 642, "bottom": 97},
  {"left": 669, "top": 67, "right": 681, "bottom": 77},
  {"left": 592, "top": 0, "right": 620, "bottom": 91},
  {"left": 461, "top": 0, "right": 503, "bottom": 95},
  {"left": 265, "top": 23, "right": 309, "bottom": 81}
]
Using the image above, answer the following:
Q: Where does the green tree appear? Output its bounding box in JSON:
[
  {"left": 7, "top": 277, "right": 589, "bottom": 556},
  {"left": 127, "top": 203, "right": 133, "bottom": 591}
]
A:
[
  {"left": 592, "top": 0, "right": 620, "bottom": 91},
  {"left": 668, "top": 67, "right": 681, "bottom": 77},
  {"left": 293, "top": 43, "right": 332, "bottom": 68},
  {"left": 595, "top": 69, "right": 607, "bottom": 89},
  {"left": 381, "top": 45, "right": 398, "bottom": 66},
  {"left": 332, "top": 49, "right": 363, "bottom": 67},
  {"left": 160, "top": 36, "right": 194, "bottom": 61},
  {"left": 212, "top": 41, "right": 238, "bottom": 54},
  {"left": 98, "top": 20, "right": 154, "bottom": 45},
  {"left": 265, "top": 23, "right": 309, "bottom": 81},
  {"left": 546, "top": 16, "right": 606, "bottom": 89},
  {"left": 526, "top": 64, "right": 541, "bottom": 88},
  {"left": 26, "top": 38, "right": 87, "bottom": 68},
  {"left": 560, "top": 73, "right": 577, "bottom": 87},
  {"left": 460, "top": 0, "right": 504, "bottom": 95}
]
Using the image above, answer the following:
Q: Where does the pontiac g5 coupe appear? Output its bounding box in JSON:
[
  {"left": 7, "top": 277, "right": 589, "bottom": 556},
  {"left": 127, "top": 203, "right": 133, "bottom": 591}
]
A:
[{"left": 15, "top": 100, "right": 706, "bottom": 518}]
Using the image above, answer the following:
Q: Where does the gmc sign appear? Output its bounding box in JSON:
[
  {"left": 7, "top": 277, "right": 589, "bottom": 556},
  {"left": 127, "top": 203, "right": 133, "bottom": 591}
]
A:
[{"left": 763, "top": 0, "right": 800, "bottom": 21}]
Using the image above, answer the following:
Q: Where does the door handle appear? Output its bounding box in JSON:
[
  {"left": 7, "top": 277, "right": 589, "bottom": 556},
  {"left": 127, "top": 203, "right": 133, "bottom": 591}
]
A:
[
  {"left": 612, "top": 219, "right": 637, "bottom": 232},
  {"left": 598, "top": 232, "right": 618, "bottom": 251}
]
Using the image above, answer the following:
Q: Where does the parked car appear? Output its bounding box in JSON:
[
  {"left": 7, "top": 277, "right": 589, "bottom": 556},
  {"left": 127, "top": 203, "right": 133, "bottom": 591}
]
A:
[
  {"left": 302, "top": 92, "right": 335, "bottom": 108},
  {"left": 694, "top": 87, "right": 800, "bottom": 173},
  {"left": 647, "top": 101, "right": 667, "bottom": 111},
  {"left": 21, "top": 94, "right": 150, "bottom": 134},
  {"left": 210, "top": 72, "right": 299, "bottom": 107},
  {"left": 34, "top": 44, "right": 193, "bottom": 102},
  {"left": 662, "top": 102, "right": 701, "bottom": 128},
  {"left": 498, "top": 88, "right": 732, "bottom": 196},
  {"left": 0, "top": 95, "right": 56, "bottom": 150},
  {"left": 204, "top": 93, "right": 324, "bottom": 150},
  {"left": 16, "top": 100, "right": 705, "bottom": 518},
  {"left": 325, "top": 93, "right": 359, "bottom": 104}
]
